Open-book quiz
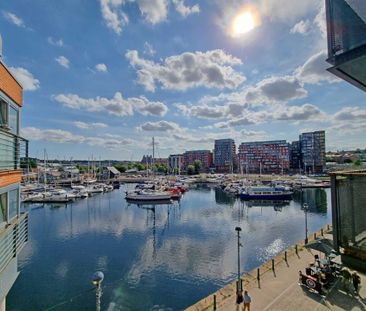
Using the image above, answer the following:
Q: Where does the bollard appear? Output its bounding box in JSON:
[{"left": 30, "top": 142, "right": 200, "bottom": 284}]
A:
[
  {"left": 327, "top": 224, "right": 330, "bottom": 230},
  {"left": 272, "top": 259, "right": 275, "bottom": 271},
  {"left": 240, "top": 279, "right": 243, "bottom": 291},
  {"left": 321, "top": 228, "right": 324, "bottom": 236},
  {"left": 295, "top": 244, "right": 298, "bottom": 255},
  {"left": 284, "top": 251, "right": 287, "bottom": 262},
  {"left": 257, "top": 268, "right": 260, "bottom": 280},
  {"left": 314, "top": 233, "right": 317, "bottom": 240},
  {"left": 213, "top": 295, "right": 216, "bottom": 311}
]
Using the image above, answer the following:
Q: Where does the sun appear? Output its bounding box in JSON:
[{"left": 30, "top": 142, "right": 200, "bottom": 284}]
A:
[
  {"left": 230, "top": 9, "right": 259, "bottom": 37},
  {"left": 232, "top": 12, "right": 255, "bottom": 36}
]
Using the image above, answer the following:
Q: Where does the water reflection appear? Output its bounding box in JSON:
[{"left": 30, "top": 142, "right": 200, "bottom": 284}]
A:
[
  {"left": 293, "top": 188, "right": 328, "bottom": 214},
  {"left": 9, "top": 186, "right": 331, "bottom": 311}
]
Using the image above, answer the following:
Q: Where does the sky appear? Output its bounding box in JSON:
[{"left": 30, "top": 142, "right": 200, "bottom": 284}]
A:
[{"left": 1, "top": 0, "right": 366, "bottom": 161}]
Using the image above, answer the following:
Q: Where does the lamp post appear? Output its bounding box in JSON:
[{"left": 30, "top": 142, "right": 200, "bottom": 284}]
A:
[
  {"left": 235, "top": 226, "right": 242, "bottom": 292},
  {"left": 303, "top": 203, "right": 309, "bottom": 244},
  {"left": 92, "top": 271, "right": 104, "bottom": 311}
]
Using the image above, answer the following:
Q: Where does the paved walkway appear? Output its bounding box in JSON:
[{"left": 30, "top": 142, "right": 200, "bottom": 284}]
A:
[{"left": 186, "top": 230, "right": 366, "bottom": 311}]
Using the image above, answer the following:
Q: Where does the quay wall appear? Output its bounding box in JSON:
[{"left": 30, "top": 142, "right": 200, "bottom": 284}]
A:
[{"left": 185, "top": 224, "right": 332, "bottom": 311}]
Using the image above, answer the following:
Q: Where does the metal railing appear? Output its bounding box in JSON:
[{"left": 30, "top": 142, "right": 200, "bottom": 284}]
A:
[
  {"left": 0, "top": 128, "right": 28, "bottom": 171},
  {"left": 0, "top": 212, "right": 28, "bottom": 275}
]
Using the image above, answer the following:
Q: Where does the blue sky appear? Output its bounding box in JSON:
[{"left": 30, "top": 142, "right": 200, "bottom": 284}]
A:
[{"left": 1, "top": 0, "right": 366, "bottom": 160}]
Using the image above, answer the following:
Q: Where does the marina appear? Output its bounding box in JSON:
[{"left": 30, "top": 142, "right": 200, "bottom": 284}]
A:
[{"left": 9, "top": 183, "right": 331, "bottom": 310}]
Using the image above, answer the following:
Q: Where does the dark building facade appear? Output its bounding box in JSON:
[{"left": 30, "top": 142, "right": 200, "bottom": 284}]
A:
[
  {"left": 289, "top": 140, "right": 301, "bottom": 172},
  {"left": 238, "top": 140, "right": 289, "bottom": 174},
  {"left": 214, "top": 139, "right": 236, "bottom": 173},
  {"left": 300, "top": 131, "right": 326, "bottom": 174}
]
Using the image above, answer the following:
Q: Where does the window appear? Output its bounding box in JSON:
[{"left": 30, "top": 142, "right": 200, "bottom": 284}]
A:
[
  {"left": 8, "top": 189, "right": 19, "bottom": 220},
  {"left": 8, "top": 105, "right": 19, "bottom": 135},
  {"left": 0, "top": 98, "right": 19, "bottom": 134},
  {"left": 0, "top": 99, "right": 7, "bottom": 127},
  {"left": 0, "top": 192, "right": 7, "bottom": 225}
]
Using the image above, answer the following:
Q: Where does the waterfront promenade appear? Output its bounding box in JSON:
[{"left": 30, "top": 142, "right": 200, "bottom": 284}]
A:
[{"left": 186, "top": 228, "right": 366, "bottom": 311}]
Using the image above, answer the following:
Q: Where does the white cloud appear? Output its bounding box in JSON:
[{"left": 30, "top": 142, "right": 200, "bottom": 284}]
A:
[
  {"left": 48, "top": 37, "right": 64, "bottom": 47},
  {"left": 99, "top": 0, "right": 129, "bottom": 35},
  {"left": 143, "top": 42, "right": 156, "bottom": 56},
  {"left": 258, "top": 0, "right": 321, "bottom": 23},
  {"left": 137, "top": 0, "right": 168, "bottom": 24},
  {"left": 9, "top": 67, "right": 40, "bottom": 91},
  {"left": 295, "top": 50, "right": 339, "bottom": 84},
  {"left": 175, "top": 103, "right": 227, "bottom": 119},
  {"left": 333, "top": 107, "right": 366, "bottom": 121},
  {"left": 253, "top": 76, "right": 308, "bottom": 102},
  {"left": 138, "top": 120, "right": 182, "bottom": 132},
  {"left": 54, "top": 92, "right": 168, "bottom": 117},
  {"left": 270, "top": 103, "right": 325, "bottom": 121},
  {"left": 73, "top": 121, "right": 108, "bottom": 129},
  {"left": 172, "top": 0, "right": 200, "bottom": 17},
  {"left": 55, "top": 56, "right": 70, "bottom": 68},
  {"left": 126, "top": 49, "right": 245, "bottom": 91},
  {"left": 95, "top": 63, "right": 108, "bottom": 72},
  {"left": 2, "top": 11, "right": 25, "bottom": 28},
  {"left": 290, "top": 20, "right": 311, "bottom": 35},
  {"left": 22, "top": 127, "right": 133, "bottom": 149}
]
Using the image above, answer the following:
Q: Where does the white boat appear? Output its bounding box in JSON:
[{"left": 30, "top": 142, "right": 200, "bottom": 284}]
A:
[
  {"left": 125, "top": 190, "right": 172, "bottom": 201},
  {"left": 87, "top": 184, "right": 104, "bottom": 194},
  {"left": 104, "top": 184, "right": 114, "bottom": 192},
  {"left": 240, "top": 186, "right": 293, "bottom": 200}
]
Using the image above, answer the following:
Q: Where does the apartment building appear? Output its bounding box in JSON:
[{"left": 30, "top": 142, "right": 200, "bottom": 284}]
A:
[
  {"left": 214, "top": 139, "right": 236, "bottom": 173},
  {"left": 0, "top": 40, "right": 29, "bottom": 310},
  {"left": 238, "top": 140, "right": 289, "bottom": 174}
]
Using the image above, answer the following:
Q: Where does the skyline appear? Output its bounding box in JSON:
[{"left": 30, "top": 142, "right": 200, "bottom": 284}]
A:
[{"left": 1, "top": 0, "right": 366, "bottom": 161}]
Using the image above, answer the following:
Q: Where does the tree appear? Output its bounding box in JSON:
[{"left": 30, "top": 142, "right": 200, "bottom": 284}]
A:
[
  {"left": 193, "top": 160, "right": 201, "bottom": 174},
  {"left": 114, "top": 164, "right": 127, "bottom": 173},
  {"left": 353, "top": 159, "right": 362, "bottom": 166},
  {"left": 187, "top": 165, "right": 195, "bottom": 175}
]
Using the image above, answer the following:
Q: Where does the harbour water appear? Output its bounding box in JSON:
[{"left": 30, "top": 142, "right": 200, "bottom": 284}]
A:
[{"left": 8, "top": 184, "right": 331, "bottom": 310}]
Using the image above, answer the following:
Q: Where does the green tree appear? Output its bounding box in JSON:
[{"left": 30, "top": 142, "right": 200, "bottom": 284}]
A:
[
  {"left": 193, "top": 160, "right": 201, "bottom": 174},
  {"left": 29, "top": 159, "right": 37, "bottom": 168},
  {"left": 353, "top": 159, "right": 362, "bottom": 166},
  {"left": 114, "top": 164, "right": 127, "bottom": 173},
  {"left": 187, "top": 165, "right": 195, "bottom": 175}
]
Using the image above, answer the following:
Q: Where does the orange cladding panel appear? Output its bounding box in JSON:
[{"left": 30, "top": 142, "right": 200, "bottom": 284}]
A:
[
  {"left": 0, "top": 170, "right": 22, "bottom": 188},
  {"left": 0, "top": 62, "right": 23, "bottom": 107}
]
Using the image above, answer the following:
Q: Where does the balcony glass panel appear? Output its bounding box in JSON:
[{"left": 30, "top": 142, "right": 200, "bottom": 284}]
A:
[
  {"left": 0, "top": 192, "right": 6, "bottom": 225},
  {"left": 8, "top": 189, "right": 18, "bottom": 220},
  {"left": 8, "top": 105, "right": 19, "bottom": 135}
]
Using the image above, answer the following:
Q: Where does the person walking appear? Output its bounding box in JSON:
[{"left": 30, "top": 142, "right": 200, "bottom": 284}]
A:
[
  {"left": 352, "top": 271, "right": 361, "bottom": 295},
  {"left": 243, "top": 290, "right": 251, "bottom": 311}
]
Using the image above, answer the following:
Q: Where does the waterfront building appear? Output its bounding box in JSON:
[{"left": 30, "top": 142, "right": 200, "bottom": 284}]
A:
[
  {"left": 214, "top": 139, "right": 236, "bottom": 173},
  {"left": 168, "top": 154, "right": 184, "bottom": 173},
  {"left": 325, "top": 0, "right": 366, "bottom": 91},
  {"left": 183, "top": 150, "right": 213, "bottom": 172},
  {"left": 0, "top": 41, "right": 29, "bottom": 310},
  {"left": 238, "top": 140, "right": 289, "bottom": 174},
  {"left": 141, "top": 155, "right": 168, "bottom": 167},
  {"left": 300, "top": 131, "right": 326, "bottom": 174},
  {"left": 289, "top": 140, "right": 302, "bottom": 172}
]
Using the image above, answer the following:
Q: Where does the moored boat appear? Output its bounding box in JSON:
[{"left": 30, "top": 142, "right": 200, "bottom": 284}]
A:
[
  {"left": 240, "top": 186, "right": 293, "bottom": 200},
  {"left": 125, "top": 190, "right": 172, "bottom": 201}
]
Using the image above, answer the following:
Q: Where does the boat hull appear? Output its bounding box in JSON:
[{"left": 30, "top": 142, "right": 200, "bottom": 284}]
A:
[{"left": 240, "top": 193, "right": 293, "bottom": 200}]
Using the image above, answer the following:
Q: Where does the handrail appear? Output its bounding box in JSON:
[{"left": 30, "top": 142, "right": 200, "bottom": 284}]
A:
[
  {"left": 0, "top": 212, "right": 28, "bottom": 275},
  {"left": 0, "top": 127, "right": 28, "bottom": 171}
]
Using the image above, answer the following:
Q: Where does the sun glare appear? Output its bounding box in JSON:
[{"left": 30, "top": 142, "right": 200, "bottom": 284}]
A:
[{"left": 232, "top": 11, "right": 256, "bottom": 37}]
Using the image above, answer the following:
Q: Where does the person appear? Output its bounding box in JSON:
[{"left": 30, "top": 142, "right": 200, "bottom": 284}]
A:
[
  {"left": 236, "top": 290, "right": 243, "bottom": 311},
  {"left": 243, "top": 290, "right": 251, "bottom": 311},
  {"left": 352, "top": 271, "right": 361, "bottom": 295}
]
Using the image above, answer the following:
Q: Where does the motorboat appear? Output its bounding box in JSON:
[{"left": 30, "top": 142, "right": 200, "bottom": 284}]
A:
[
  {"left": 125, "top": 190, "right": 172, "bottom": 201},
  {"left": 240, "top": 186, "right": 293, "bottom": 200}
]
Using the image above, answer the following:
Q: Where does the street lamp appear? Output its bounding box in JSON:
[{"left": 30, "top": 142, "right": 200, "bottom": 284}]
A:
[
  {"left": 235, "top": 226, "right": 242, "bottom": 292},
  {"left": 92, "top": 271, "right": 104, "bottom": 311},
  {"left": 302, "top": 203, "right": 309, "bottom": 244}
]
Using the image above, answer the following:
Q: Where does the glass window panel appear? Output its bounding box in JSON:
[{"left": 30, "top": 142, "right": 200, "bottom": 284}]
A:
[
  {"left": 8, "top": 105, "right": 18, "bottom": 135},
  {"left": 0, "top": 100, "right": 7, "bottom": 127},
  {"left": 8, "top": 189, "right": 18, "bottom": 220},
  {"left": 0, "top": 192, "right": 7, "bottom": 224}
]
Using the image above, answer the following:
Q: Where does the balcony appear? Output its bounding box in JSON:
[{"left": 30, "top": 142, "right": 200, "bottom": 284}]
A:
[
  {"left": 326, "top": 0, "right": 366, "bottom": 92},
  {"left": 0, "top": 128, "right": 28, "bottom": 172},
  {"left": 0, "top": 213, "right": 28, "bottom": 275}
]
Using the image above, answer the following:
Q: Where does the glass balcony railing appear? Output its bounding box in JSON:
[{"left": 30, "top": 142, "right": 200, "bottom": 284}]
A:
[
  {"left": 0, "top": 212, "right": 28, "bottom": 275},
  {"left": 0, "top": 128, "right": 28, "bottom": 171}
]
